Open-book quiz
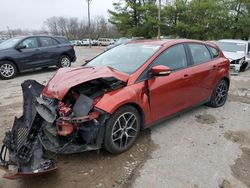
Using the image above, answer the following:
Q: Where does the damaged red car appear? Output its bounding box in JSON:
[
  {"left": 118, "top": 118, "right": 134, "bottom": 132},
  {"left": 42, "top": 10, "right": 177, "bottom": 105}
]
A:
[{"left": 0, "top": 39, "right": 230, "bottom": 178}]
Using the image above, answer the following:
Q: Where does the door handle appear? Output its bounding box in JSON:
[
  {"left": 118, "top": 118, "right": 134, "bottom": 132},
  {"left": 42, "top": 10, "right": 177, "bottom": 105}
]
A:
[
  {"left": 212, "top": 65, "right": 217, "bottom": 70},
  {"left": 184, "top": 74, "right": 189, "bottom": 78}
]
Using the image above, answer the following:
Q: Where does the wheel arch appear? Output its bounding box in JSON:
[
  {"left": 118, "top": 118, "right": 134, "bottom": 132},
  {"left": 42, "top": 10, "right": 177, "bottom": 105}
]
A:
[
  {"left": 60, "top": 53, "right": 72, "bottom": 61},
  {"left": 124, "top": 103, "right": 145, "bottom": 130},
  {"left": 105, "top": 102, "right": 145, "bottom": 130},
  {"left": 221, "top": 76, "right": 230, "bottom": 87},
  {"left": 0, "top": 59, "right": 19, "bottom": 72}
]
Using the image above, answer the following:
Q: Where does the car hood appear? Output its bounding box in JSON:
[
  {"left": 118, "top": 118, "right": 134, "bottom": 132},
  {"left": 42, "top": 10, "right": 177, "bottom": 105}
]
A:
[
  {"left": 42, "top": 66, "right": 129, "bottom": 100},
  {"left": 222, "top": 51, "right": 245, "bottom": 61}
]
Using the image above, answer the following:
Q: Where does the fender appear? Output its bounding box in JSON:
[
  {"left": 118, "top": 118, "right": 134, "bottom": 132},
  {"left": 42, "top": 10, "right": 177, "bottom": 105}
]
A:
[{"left": 95, "top": 81, "right": 152, "bottom": 125}]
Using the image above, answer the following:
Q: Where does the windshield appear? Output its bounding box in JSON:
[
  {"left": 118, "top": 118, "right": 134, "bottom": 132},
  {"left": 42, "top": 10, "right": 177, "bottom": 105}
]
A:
[
  {"left": 0, "top": 38, "right": 21, "bottom": 50},
  {"left": 88, "top": 43, "right": 161, "bottom": 74},
  {"left": 217, "top": 42, "right": 246, "bottom": 53}
]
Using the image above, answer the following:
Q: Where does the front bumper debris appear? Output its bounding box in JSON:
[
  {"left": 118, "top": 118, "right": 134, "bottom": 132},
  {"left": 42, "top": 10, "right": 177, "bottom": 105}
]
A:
[
  {"left": 0, "top": 80, "right": 57, "bottom": 179},
  {"left": 0, "top": 80, "right": 108, "bottom": 179}
]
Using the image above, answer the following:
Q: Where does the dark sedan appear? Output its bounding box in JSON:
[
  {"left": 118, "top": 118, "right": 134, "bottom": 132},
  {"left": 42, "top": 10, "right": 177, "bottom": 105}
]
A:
[{"left": 0, "top": 36, "right": 76, "bottom": 79}]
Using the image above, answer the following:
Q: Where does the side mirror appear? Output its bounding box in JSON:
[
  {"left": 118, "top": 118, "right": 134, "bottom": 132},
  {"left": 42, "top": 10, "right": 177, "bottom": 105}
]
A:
[
  {"left": 151, "top": 65, "right": 172, "bottom": 76},
  {"left": 16, "top": 45, "right": 26, "bottom": 50},
  {"left": 85, "top": 59, "right": 91, "bottom": 63},
  {"left": 81, "top": 59, "right": 92, "bottom": 66}
]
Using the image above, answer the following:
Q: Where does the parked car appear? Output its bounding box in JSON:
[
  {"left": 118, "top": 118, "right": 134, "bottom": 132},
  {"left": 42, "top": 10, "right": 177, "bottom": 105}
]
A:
[
  {"left": 97, "top": 38, "right": 114, "bottom": 46},
  {"left": 92, "top": 39, "right": 98, "bottom": 46},
  {"left": 81, "top": 38, "right": 92, "bottom": 46},
  {"left": 216, "top": 39, "right": 250, "bottom": 73},
  {"left": 0, "top": 39, "right": 230, "bottom": 177},
  {"left": 70, "top": 40, "right": 81, "bottom": 46},
  {"left": 106, "top": 37, "right": 132, "bottom": 50},
  {"left": 0, "top": 36, "right": 76, "bottom": 79}
]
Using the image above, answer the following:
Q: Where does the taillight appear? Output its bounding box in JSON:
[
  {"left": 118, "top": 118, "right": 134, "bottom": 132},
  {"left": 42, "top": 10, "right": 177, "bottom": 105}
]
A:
[{"left": 70, "top": 45, "right": 74, "bottom": 49}]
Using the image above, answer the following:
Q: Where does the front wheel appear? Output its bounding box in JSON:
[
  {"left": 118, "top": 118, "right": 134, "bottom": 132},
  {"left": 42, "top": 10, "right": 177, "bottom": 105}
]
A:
[
  {"left": 104, "top": 106, "right": 141, "bottom": 154},
  {"left": 207, "top": 79, "right": 229, "bottom": 108},
  {"left": 0, "top": 61, "right": 17, "bottom": 79},
  {"left": 240, "top": 62, "right": 248, "bottom": 72},
  {"left": 58, "top": 55, "right": 71, "bottom": 68}
]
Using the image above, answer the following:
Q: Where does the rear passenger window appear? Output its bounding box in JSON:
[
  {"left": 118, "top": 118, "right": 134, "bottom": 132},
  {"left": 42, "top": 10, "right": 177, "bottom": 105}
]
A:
[
  {"left": 153, "top": 44, "right": 188, "bottom": 70},
  {"left": 208, "top": 46, "right": 219, "bottom": 58},
  {"left": 188, "top": 44, "right": 211, "bottom": 65},
  {"left": 40, "top": 37, "right": 58, "bottom": 47}
]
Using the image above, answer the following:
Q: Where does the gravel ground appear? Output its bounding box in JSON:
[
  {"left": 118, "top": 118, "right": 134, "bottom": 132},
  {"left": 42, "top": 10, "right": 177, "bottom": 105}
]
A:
[{"left": 0, "top": 47, "right": 249, "bottom": 188}]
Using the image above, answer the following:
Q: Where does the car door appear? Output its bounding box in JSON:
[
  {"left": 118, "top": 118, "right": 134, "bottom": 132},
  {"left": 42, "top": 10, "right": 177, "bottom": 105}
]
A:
[
  {"left": 147, "top": 44, "right": 193, "bottom": 121},
  {"left": 185, "top": 43, "right": 217, "bottom": 104},
  {"left": 38, "top": 36, "right": 61, "bottom": 66},
  {"left": 15, "top": 37, "right": 43, "bottom": 69}
]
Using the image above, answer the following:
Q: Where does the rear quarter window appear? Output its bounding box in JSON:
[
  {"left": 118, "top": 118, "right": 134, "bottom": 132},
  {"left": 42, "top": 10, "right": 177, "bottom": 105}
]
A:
[
  {"left": 188, "top": 43, "right": 211, "bottom": 65},
  {"left": 55, "top": 37, "right": 70, "bottom": 44},
  {"left": 208, "top": 46, "right": 219, "bottom": 58}
]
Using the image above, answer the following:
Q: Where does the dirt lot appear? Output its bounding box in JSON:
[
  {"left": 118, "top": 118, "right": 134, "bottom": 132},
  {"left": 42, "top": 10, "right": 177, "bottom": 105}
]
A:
[{"left": 0, "top": 47, "right": 250, "bottom": 188}]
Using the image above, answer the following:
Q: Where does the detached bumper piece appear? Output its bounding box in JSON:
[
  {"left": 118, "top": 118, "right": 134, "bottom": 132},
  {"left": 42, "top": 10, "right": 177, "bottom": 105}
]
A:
[{"left": 0, "top": 80, "right": 57, "bottom": 179}]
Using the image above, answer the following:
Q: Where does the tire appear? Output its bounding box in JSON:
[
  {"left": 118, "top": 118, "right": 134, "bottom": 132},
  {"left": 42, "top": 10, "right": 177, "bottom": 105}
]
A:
[
  {"left": 0, "top": 61, "right": 17, "bottom": 79},
  {"left": 58, "top": 55, "right": 71, "bottom": 68},
  {"left": 240, "top": 62, "right": 248, "bottom": 72},
  {"left": 206, "top": 79, "right": 229, "bottom": 108},
  {"left": 104, "top": 105, "right": 141, "bottom": 154}
]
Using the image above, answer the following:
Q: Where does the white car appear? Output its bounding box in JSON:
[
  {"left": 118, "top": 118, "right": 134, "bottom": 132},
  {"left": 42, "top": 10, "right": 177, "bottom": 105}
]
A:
[
  {"left": 70, "top": 40, "right": 82, "bottom": 46},
  {"left": 81, "top": 39, "right": 92, "bottom": 46},
  {"left": 217, "top": 39, "right": 250, "bottom": 73},
  {"left": 97, "top": 38, "right": 114, "bottom": 46}
]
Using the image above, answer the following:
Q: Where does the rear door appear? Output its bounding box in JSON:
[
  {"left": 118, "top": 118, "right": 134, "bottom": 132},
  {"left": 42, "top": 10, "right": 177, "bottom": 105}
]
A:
[
  {"left": 147, "top": 44, "right": 193, "bottom": 121},
  {"left": 38, "top": 36, "right": 61, "bottom": 66},
  {"left": 185, "top": 43, "right": 218, "bottom": 104},
  {"left": 15, "top": 37, "right": 44, "bottom": 69}
]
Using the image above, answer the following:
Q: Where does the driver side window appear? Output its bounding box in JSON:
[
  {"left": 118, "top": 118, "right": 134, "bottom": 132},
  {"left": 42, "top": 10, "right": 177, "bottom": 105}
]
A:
[
  {"left": 19, "top": 37, "right": 38, "bottom": 49},
  {"left": 152, "top": 44, "right": 188, "bottom": 70}
]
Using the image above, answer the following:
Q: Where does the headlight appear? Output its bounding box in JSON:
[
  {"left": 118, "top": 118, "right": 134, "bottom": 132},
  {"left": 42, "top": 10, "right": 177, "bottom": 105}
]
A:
[
  {"left": 231, "top": 57, "right": 245, "bottom": 64},
  {"left": 239, "top": 57, "right": 245, "bottom": 65}
]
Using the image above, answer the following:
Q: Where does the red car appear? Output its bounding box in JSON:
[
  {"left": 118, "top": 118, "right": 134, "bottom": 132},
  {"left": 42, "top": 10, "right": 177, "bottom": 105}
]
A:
[{"left": 0, "top": 39, "right": 230, "bottom": 178}]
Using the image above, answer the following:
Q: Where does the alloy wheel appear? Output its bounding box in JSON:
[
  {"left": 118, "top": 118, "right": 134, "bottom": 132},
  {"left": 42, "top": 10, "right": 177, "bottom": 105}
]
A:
[
  {"left": 215, "top": 81, "right": 228, "bottom": 106},
  {"left": 0, "top": 63, "right": 15, "bottom": 78},
  {"left": 60, "top": 57, "right": 71, "bottom": 67},
  {"left": 111, "top": 112, "right": 138, "bottom": 149}
]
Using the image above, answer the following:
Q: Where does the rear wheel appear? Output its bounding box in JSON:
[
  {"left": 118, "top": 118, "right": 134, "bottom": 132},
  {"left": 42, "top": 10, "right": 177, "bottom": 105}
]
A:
[
  {"left": 58, "top": 55, "right": 71, "bottom": 68},
  {"left": 104, "top": 106, "right": 141, "bottom": 154},
  {"left": 0, "top": 61, "right": 17, "bottom": 79},
  {"left": 207, "top": 79, "right": 228, "bottom": 108}
]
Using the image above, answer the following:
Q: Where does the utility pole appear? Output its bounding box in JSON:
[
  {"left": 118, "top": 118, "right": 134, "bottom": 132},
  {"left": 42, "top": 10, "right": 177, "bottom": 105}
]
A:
[
  {"left": 87, "top": 0, "right": 92, "bottom": 48},
  {"left": 7, "top": 26, "right": 11, "bottom": 38},
  {"left": 158, "top": 0, "right": 161, "bottom": 39}
]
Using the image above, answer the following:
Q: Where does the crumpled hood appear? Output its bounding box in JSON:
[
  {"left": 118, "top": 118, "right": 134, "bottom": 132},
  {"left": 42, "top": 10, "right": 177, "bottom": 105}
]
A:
[
  {"left": 42, "top": 66, "right": 129, "bottom": 100},
  {"left": 222, "top": 51, "right": 245, "bottom": 61}
]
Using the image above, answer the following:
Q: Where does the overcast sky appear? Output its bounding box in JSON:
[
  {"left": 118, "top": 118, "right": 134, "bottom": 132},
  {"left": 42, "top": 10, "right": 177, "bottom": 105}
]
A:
[{"left": 0, "top": 0, "right": 115, "bottom": 30}]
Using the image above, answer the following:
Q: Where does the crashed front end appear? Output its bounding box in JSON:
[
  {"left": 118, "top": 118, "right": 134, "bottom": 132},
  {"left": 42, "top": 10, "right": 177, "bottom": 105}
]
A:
[
  {"left": 229, "top": 56, "right": 245, "bottom": 74},
  {"left": 0, "top": 67, "right": 128, "bottom": 179}
]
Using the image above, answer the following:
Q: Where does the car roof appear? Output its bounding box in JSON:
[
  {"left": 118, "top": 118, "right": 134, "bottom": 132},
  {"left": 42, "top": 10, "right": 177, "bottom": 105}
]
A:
[
  {"left": 218, "top": 39, "right": 249, "bottom": 44},
  {"left": 128, "top": 39, "right": 217, "bottom": 47}
]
